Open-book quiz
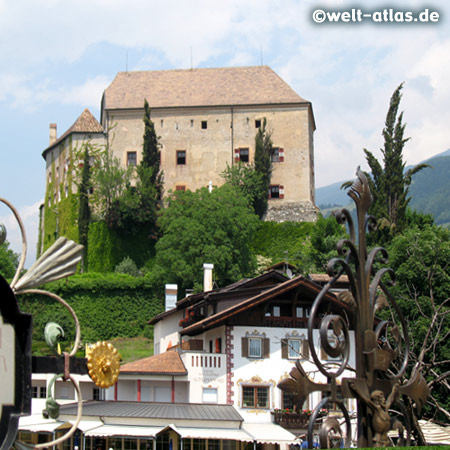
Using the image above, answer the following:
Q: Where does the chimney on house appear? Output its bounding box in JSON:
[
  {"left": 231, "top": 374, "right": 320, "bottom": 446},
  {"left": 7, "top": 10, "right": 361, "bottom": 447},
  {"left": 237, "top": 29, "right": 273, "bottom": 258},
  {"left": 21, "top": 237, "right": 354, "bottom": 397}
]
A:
[
  {"left": 203, "top": 263, "right": 214, "bottom": 292},
  {"left": 165, "top": 284, "right": 177, "bottom": 311},
  {"left": 49, "top": 123, "right": 57, "bottom": 145}
]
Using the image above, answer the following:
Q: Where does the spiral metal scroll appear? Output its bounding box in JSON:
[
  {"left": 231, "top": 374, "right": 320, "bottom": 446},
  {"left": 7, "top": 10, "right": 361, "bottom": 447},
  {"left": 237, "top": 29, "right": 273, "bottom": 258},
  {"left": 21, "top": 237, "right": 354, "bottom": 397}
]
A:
[
  {"left": 1, "top": 197, "right": 120, "bottom": 449},
  {"left": 278, "top": 168, "right": 429, "bottom": 448}
]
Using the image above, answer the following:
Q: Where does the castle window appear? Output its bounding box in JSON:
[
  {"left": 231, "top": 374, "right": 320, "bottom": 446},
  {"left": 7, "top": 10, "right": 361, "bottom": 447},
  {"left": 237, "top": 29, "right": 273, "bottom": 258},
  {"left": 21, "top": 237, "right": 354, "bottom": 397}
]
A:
[
  {"left": 271, "top": 147, "right": 284, "bottom": 162},
  {"left": 201, "top": 121, "right": 208, "bottom": 129},
  {"left": 242, "top": 385, "right": 269, "bottom": 409},
  {"left": 176, "top": 185, "right": 186, "bottom": 191},
  {"left": 255, "top": 119, "right": 261, "bottom": 128},
  {"left": 191, "top": 119, "right": 194, "bottom": 127},
  {"left": 127, "top": 152, "right": 137, "bottom": 166},
  {"left": 161, "top": 119, "right": 164, "bottom": 128},
  {"left": 269, "top": 185, "right": 284, "bottom": 199},
  {"left": 177, "top": 151, "right": 186, "bottom": 165},
  {"left": 239, "top": 148, "right": 249, "bottom": 163}
]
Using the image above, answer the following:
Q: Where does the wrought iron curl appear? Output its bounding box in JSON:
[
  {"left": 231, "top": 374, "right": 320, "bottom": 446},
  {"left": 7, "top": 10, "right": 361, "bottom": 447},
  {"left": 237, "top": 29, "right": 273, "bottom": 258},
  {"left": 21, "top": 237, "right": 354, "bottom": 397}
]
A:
[
  {"left": 307, "top": 397, "right": 352, "bottom": 449},
  {"left": 307, "top": 283, "right": 351, "bottom": 379},
  {"left": 333, "top": 208, "right": 355, "bottom": 243}
]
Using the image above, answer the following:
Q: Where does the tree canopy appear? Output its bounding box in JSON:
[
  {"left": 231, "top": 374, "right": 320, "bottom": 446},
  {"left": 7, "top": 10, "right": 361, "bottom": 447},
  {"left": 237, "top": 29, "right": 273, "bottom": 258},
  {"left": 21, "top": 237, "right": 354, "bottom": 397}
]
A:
[
  {"left": 387, "top": 223, "right": 450, "bottom": 422},
  {"left": 155, "top": 184, "right": 260, "bottom": 292},
  {"left": 0, "top": 239, "right": 19, "bottom": 279}
]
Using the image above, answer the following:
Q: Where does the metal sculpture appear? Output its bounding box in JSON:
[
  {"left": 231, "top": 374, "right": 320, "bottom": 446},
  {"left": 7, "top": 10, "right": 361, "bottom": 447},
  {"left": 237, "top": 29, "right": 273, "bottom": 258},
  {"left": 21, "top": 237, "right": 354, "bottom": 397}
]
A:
[
  {"left": 278, "top": 168, "right": 429, "bottom": 448},
  {"left": 0, "top": 197, "right": 120, "bottom": 449}
]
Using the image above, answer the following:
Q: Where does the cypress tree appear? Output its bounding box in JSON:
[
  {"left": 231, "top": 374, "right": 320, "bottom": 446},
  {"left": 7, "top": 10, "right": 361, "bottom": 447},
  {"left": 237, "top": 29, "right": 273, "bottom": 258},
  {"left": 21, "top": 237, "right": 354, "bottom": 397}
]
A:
[
  {"left": 78, "top": 146, "right": 91, "bottom": 270},
  {"left": 361, "top": 83, "right": 429, "bottom": 241},
  {"left": 253, "top": 118, "right": 273, "bottom": 218}
]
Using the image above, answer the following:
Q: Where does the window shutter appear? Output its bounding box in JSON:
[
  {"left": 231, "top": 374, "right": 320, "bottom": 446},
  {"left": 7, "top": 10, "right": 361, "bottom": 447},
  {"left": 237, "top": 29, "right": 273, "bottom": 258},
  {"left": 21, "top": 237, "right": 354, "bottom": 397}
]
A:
[
  {"left": 268, "top": 187, "right": 272, "bottom": 199},
  {"left": 302, "top": 339, "right": 310, "bottom": 359},
  {"left": 242, "top": 337, "right": 249, "bottom": 357},
  {"left": 279, "top": 148, "right": 284, "bottom": 162},
  {"left": 279, "top": 185, "right": 284, "bottom": 199},
  {"left": 234, "top": 148, "right": 240, "bottom": 163},
  {"left": 281, "top": 339, "right": 288, "bottom": 359},
  {"left": 263, "top": 338, "right": 270, "bottom": 358}
]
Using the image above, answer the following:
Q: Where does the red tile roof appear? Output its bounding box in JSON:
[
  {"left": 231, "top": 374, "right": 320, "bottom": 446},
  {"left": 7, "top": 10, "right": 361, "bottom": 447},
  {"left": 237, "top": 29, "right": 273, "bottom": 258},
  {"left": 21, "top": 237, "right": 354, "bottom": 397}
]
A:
[
  {"left": 42, "top": 108, "right": 103, "bottom": 157},
  {"left": 120, "top": 351, "right": 187, "bottom": 375},
  {"left": 103, "top": 66, "right": 309, "bottom": 110}
]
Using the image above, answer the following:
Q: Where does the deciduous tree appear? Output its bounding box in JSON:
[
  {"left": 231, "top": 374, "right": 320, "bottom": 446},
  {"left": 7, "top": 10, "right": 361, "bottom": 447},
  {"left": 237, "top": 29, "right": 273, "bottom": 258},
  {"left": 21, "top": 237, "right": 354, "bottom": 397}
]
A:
[{"left": 155, "top": 184, "right": 259, "bottom": 292}]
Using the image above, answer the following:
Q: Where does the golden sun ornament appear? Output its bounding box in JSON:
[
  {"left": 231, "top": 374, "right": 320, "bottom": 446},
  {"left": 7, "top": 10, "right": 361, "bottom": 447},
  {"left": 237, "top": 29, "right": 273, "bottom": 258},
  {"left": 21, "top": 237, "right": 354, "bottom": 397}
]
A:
[{"left": 87, "top": 341, "right": 120, "bottom": 388}]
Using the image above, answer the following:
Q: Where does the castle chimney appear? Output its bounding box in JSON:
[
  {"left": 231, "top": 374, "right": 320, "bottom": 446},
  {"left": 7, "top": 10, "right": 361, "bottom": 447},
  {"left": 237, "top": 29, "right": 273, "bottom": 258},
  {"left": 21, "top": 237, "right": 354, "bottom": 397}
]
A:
[
  {"left": 165, "top": 284, "right": 177, "bottom": 311},
  {"left": 203, "top": 263, "right": 214, "bottom": 292},
  {"left": 49, "top": 123, "right": 57, "bottom": 145}
]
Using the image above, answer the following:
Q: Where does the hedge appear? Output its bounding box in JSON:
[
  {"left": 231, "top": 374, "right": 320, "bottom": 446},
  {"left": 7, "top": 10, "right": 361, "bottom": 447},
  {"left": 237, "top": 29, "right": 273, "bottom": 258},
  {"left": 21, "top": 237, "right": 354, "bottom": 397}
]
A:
[{"left": 17, "top": 272, "right": 164, "bottom": 352}]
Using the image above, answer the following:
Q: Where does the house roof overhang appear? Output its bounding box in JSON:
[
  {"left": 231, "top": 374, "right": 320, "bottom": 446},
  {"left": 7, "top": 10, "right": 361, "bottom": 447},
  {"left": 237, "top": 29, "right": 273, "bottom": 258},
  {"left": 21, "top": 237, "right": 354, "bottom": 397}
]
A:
[{"left": 180, "top": 275, "right": 348, "bottom": 336}]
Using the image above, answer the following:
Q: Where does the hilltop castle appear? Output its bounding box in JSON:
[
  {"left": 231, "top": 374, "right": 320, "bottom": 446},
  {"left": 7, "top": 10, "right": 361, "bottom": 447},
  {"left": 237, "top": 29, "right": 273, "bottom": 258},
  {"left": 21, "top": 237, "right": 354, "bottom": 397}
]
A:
[{"left": 40, "top": 66, "right": 318, "bottom": 253}]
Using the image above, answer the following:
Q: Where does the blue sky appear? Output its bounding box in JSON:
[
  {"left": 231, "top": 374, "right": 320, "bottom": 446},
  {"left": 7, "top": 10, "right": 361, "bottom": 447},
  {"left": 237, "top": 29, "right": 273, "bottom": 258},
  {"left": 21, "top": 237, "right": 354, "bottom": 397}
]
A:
[{"left": 1, "top": 0, "right": 449, "bottom": 267}]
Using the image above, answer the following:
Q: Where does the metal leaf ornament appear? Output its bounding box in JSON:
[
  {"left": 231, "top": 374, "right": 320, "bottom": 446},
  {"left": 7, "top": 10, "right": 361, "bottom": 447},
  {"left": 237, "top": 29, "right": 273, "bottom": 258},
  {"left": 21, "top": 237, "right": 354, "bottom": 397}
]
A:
[{"left": 13, "top": 237, "right": 83, "bottom": 292}]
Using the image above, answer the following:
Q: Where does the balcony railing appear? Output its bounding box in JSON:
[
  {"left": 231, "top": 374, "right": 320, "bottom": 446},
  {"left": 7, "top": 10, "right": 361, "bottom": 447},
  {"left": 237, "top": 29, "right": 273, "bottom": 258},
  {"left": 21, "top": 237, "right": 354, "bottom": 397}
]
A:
[
  {"left": 272, "top": 409, "right": 328, "bottom": 429},
  {"left": 263, "top": 316, "right": 309, "bottom": 328},
  {"left": 271, "top": 410, "right": 310, "bottom": 429}
]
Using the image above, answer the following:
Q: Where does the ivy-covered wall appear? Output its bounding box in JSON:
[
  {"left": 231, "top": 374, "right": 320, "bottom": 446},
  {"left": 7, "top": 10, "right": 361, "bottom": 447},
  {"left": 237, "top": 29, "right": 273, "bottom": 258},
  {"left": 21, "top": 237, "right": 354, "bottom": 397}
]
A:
[
  {"left": 87, "top": 221, "right": 155, "bottom": 272},
  {"left": 17, "top": 273, "right": 164, "bottom": 350}
]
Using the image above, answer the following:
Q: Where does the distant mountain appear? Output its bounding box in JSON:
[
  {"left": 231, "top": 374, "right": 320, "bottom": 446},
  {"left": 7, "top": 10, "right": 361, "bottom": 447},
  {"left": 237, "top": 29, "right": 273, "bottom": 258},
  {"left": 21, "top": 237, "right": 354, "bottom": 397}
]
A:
[
  {"left": 316, "top": 149, "right": 450, "bottom": 227},
  {"left": 315, "top": 180, "right": 350, "bottom": 209}
]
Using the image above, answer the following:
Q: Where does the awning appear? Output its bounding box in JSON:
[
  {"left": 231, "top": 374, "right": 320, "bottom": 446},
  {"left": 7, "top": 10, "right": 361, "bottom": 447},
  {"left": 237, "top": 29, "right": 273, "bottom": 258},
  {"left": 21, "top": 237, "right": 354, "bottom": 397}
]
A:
[
  {"left": 67, "top": 420, "right": 104, "bottom": 432},
  {"left": 86, "top": 424, "right": 164, "bottom": 438},
  {"left": 242, "top": 423, "right": 297, "bottom": 444},
  {"left": 419, "top": 420, "right": 450, "bottom": 445},
  {"left": 18, "top": 415, "right": 64, "bottom": 433},
  {"left": 173, "top": 426, "right": 253, "bottom": 442}
]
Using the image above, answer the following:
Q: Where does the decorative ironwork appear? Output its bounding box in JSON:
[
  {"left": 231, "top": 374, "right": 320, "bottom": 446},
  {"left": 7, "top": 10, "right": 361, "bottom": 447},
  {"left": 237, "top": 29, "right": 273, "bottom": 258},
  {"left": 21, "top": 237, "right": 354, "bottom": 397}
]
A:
[
  {"left": 278, "top": 168, "right": 429, "bottom": 448},
  {"left": 0, "top": 197, "right": 120, "bottom": 449}
]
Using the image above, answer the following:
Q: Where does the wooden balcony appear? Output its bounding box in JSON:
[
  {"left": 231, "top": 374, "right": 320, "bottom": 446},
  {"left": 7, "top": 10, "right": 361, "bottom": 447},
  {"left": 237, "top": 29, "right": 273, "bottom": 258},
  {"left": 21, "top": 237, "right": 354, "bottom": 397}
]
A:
[
  {"left": 271, "top": 410, "right": 310, "bottom": 429},
  {"left": 263, "top": 316, "right": 309, "bottom": 328}
]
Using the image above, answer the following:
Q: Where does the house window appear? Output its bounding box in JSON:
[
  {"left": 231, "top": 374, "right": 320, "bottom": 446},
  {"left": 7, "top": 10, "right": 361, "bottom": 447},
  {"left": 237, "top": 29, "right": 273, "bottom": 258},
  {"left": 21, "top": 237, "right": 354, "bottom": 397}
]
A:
[
  {"left": 281, "top": 337, "right": 309, "bottom": 359},
  {"left": 242, "top": 336, "right": 269, "bottom": 358},
  {"left": 127, "top": 151, "right": 137, "bottom": 166},
  {"left": 296, "top": 307, "right": 310, "bottom": 318},
  {"left": 242, "top": 385, "right": 270, "bottom": 408},
  {"left": 282, "top": 390, "right": 295, "bottom": 410},
  {"left": 93, "top": 387, "right": 101, "bottom": 400},
  {"left": 255, "top": 119, "right": 261, "bottom": 128},
  {"left": 269, "top": 185, "right": 284, "bottom": 199},
  {"left": 32, "top": 386, "right": 38, "bottom": 398},
  {"left": 288, "top": 339, "right": 301, "bottom": 359},
  {"left": 161, "top": 119, "right": 164, "bottom": 128},
  {"left": 201, "top": 120, "right": 208, "bottom": 129},
  {"left": 39, "top": 386, "right": 47, "bottom": 398},
  {"left": 248, "top": 338, "right": 262, "bottom": 357},
  {"left": 175, "top": 185, "right": 186, "bottom": 191},
  {"left": 202, "top": 387, "right": 218, "bottom": 403},
  {"left": 177, "top": 150, "right": 186, "bottom": 165}
]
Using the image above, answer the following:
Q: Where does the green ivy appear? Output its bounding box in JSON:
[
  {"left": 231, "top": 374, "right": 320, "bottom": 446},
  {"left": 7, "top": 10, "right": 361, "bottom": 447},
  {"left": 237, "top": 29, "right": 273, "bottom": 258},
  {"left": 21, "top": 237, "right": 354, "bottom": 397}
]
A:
[{"left": 87, "top": 221, "right": 155, "bottom": 272}]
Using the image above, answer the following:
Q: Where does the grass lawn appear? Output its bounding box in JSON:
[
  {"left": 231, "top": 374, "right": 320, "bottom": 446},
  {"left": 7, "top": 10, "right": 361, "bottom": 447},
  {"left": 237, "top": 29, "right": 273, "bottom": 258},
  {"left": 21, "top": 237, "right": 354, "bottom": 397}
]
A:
[{"left": 110, "top": 336, "right": 153, "bottom": 364}]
